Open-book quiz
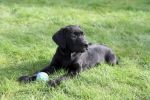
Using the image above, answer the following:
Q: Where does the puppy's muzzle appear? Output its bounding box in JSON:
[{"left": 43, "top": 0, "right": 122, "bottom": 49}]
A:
[{"left": 83, "top": 43, "right": 88, "bottom": 50}]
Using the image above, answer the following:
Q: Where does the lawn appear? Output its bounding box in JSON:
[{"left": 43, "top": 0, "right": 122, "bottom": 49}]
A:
[{"left": 0, "top": 0, "right": 150, "bottom": 99}]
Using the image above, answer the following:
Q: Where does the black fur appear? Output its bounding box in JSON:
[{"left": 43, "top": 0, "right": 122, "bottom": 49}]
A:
[{"left": 18, "top": 25, "right": 118, "bottom": 87}]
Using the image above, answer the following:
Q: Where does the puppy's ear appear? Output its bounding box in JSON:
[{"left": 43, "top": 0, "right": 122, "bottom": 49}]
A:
[{"left": 52, "top": 28, "right": 67, "bottom": 49}]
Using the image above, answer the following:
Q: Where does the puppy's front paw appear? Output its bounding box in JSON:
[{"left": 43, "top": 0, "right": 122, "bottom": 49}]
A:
[
  {"left": 48, "top": 80, "right": 60, "bottom": 87},
  {"left": 18, "top": 76, "right": 31, "bottom": 83}
]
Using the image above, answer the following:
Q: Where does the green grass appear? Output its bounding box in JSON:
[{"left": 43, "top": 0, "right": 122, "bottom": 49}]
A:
[{"left": 0, "top": 0, "right": 150, "bottom": 99}]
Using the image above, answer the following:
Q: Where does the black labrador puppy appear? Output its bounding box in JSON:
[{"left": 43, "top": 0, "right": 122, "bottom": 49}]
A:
[{"left": 18, "top": 25, "right": 118, "bottom": 87}]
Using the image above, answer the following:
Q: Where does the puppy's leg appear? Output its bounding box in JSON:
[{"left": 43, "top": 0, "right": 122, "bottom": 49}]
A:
[
  {"left": 18, "top": 62, "right": 61, "bottom": 83},
  {"left": 18, "top": 50, "right": 63, "bottom": 83},
  {"left": 48, "top": 64, "right": 81, "bottom": 87},
  {"left": 48, "top": 72, "right": 76, "bottom": 87}
]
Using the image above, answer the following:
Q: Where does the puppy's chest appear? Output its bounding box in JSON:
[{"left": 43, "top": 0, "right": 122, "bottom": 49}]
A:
[
  {"left": 61, "top": 53, "right": 81, "bottom": 67},
  {"left": 61, "top": 56, "right": 71, "bottom": 67}
]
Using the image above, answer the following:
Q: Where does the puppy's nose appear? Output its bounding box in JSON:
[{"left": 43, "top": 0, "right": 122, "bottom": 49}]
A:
[
  {"left": 83, "top": 43, "right": 88, "bottom": 49},
  {"left": 84, "top": 44, "right": 88, "bottom": 47}
]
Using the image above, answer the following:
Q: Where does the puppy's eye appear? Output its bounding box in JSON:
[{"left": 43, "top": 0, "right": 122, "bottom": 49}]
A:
[
  {"left": 74, "top": 32, "right": 79, "bottom": 35},
  {"left": 80, "top": 32, "right": 83, "bottom": 35}
]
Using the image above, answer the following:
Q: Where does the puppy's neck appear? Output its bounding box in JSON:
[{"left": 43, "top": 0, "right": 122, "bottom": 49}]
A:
[{"left": 58, "top": 47, "right": 71, "bottom": 56}]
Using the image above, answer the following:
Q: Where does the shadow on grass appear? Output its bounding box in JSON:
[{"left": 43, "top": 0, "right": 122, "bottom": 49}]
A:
[{"left": 0, "top": 59, "right": 51, "bottom": 80}]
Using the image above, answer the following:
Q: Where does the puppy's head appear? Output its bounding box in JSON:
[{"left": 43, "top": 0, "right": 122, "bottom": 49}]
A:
[{"left": 52, "top": 25, "right": 88, "bottom": 53}]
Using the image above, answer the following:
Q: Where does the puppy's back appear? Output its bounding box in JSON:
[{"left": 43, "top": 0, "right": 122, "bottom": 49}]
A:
[{"left": 81, "top": 44, "right": 117, "bottom": 68}]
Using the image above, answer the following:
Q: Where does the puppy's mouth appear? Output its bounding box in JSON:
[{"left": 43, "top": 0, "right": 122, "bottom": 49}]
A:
[
  {"left": 77, "top": 45, "right": 88, "bottom": 53},
  {"left": 81, "top": 48, "right": 88, "bottom": 52},
  {"left": 70, "top": 43, "right": 88, "bottom": 53}
]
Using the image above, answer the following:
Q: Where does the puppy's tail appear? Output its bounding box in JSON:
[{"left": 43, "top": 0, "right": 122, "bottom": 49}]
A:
[{"left": 105, "top": 52, "right": 118, "bottom": 66}]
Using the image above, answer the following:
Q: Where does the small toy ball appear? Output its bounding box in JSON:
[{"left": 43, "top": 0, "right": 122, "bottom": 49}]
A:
[{"left": 36, "top": 72, "right": 49, "bottom": 82}]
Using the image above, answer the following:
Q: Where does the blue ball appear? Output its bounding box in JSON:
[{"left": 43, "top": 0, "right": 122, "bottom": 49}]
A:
[{"left": 36, "top": 72, "right": 49, "bottom": 82}]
